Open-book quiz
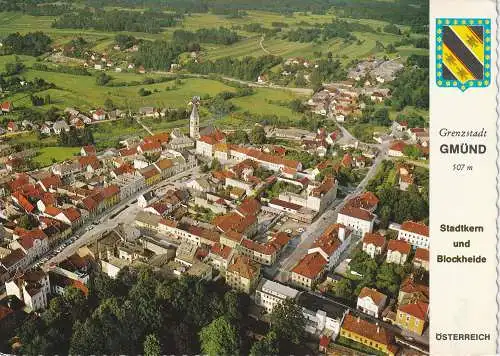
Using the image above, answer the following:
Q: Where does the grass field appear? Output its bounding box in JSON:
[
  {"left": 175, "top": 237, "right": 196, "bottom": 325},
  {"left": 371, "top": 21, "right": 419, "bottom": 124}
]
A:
[
  {"left": 17, "top": 68, "right": 239, "bottom": 111},
  {"left": 33, "top": 146, "right": 80, "bottom": 166}
]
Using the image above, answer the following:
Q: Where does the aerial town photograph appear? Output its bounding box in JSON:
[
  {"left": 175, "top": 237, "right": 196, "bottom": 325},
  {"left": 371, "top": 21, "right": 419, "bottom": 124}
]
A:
[{"left": 0, "top": 0, "right": 429, "bottom": 355}]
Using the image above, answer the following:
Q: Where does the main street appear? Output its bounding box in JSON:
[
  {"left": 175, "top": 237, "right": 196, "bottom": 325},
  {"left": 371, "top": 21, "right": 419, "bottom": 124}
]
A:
[
  {"left": 40, "top": 165, "right": 200, "bottom": 269},
  {"left": 274, "top": 142, "right": 389, "bottom": 282}
]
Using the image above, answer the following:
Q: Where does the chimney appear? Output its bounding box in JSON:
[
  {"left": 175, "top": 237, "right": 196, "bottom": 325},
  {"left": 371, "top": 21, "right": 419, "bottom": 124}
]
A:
[
  {"left": 376, "top": 322, "right": 380, "bottom": 333},
  {"left": 338, "top": 226, "right": 345, "bottom": 241},
  {"left": 357, "top": 316, "right": 360, "bottom": 323}
]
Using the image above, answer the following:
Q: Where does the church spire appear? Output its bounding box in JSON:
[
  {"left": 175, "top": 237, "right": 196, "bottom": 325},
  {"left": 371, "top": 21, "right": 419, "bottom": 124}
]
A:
[{"left": 189, "top": 96, "right": 200, "bottom": 139}]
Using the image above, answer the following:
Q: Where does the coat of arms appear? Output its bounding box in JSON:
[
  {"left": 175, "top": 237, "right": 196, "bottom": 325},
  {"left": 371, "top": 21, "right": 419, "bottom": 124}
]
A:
[{"left": 436, "top": 18, "right": 491, "bottom": 91}]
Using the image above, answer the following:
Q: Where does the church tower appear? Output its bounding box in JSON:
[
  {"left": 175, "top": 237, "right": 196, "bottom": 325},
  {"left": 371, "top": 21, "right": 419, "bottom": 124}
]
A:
[{"left": 189, "top": 96, "right": 200, "bottom": 139}]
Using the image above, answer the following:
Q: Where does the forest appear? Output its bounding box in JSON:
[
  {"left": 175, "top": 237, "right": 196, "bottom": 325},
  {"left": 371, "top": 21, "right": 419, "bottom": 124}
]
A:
[
  {"left": 183, "top": 55, "right": 282, "bottom": 82},
  {"left": 52, "top": 8, "right": 181, "bottom": 33},
  {"left": 285, "top": 20, "right": 374, "bottom": 43},
  {"left": 1, "top": 32, "right": 52, "bottom": 56},
  {"left": 11, "top": 268, "right": 307, "bottom": 356},
  {"left": 173, "top": 27, "right": 240, "bottom": 45}
]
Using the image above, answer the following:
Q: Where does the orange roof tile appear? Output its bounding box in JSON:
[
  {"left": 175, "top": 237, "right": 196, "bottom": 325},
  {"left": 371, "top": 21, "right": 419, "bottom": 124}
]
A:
[
  {"left": 358, "top": 287, "right": 387, "bottom": 305},
  {"left": 399, "top": 301, "right": 428, "bottom": 320},
  {"left": 388, "top": 240, "right": 411, "bottom": 254},
  {"left": 401, "top": 221, "right": 429, "bottom": 237},
  {"left": 342, "top": 314, "right": 394, "bottom": 346},
  {"left": 292, "top": 252, "right": 327, "bottom": 279}
]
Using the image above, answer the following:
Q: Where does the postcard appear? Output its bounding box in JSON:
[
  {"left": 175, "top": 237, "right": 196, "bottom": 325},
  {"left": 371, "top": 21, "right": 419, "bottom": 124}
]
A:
[{"left": 0, "top": 0, "right": 497, "bottom": 355}]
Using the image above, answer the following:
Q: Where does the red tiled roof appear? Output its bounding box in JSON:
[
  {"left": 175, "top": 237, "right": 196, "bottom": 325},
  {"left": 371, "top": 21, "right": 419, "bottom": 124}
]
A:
[
  {"left": 312, "top": 224, "right": 344, "bottom": 256},
  {"left": 311, "top": 177, "right": 335, "bottom": 197},
  {"left": 81, "top": 196, "right": 98, "bottom": 211},
  {"left": 79, "top": 156, "right": 101, "bottom": 170},
  {"left": 82, "top": 145, "right": 96, "bottom": 155},
  {"left": 268, "top": 232, "right": 291, "bottom": 251},
  {"left": 213, "top": 213, "right": 256, "bottom": 234},
  {"left": 389, "top": 140, "right": 407, "bottom": 152},
  {"left": 399, "top": 301, "right": 428, "bottom": 320},
  {"left": 63, "top": 207, "right": 81, "bottom": 222},
  {"left": 113, "top": 163, "right": 135, "bottom": 176},
  {"left": 339, "top": 205, "right": 374, "bottom": 221},
  {"left": 269, "top": 198, "right": 302, "bottom": 211},
  {"left": 119, "top": 147, "right": 138, "bottom": 157},
  {"left": 341, "top": 153, "right": 353, "bottom": 167},
  {"left": 45, "top": 205, "right": 62, "bottom": 217},
  {"left": 101, "top": 185, "right": 120, "bottom": 198},
  {"left": 1, "top": 101, "right": 12, "bottom": 111},
  {"left": 39, "top": 175, "right": 62, "bottom": 191},
  {"left": 363, "top": 233, "right": 385, "bottom": 247},
  {"left": 358, "top": 287, "right": 387, "bottom": 305},
  {"left": 227, "top": 255, "right": 259, "bottom": 280},
  {"left": 236, "top": 198, "right": 261, "bottom": 217},
  {"left": 347, "top": 192, "right": 379, "bottom": 211},
  {"left": 341, "top": 314, "right": 394, "bottom": 346},
  {"left": 12, "top": 191, "right": 35, "bottom": 213},
  {"left": 292, "top": 252, "right": 327, "bottom": 279},
  {"left": 388, "top": 239, "right": 411, "bottom": 254},
  {"left": 400, "top": 276, "right": 429, "bottom": 298},
  {"left": 144, "top": 132, "right": 169, "bottom": 145},
  {"left": 140, "top": 166, "right": 160, "bottom": 179},
  {"left": 139, "top": 141, "right": 161, "bottom": 152},
  {"left": 241, "top": 238, "right": 276, "bottom": 256},
  {"left": 401, "top": 221, "right": 429, "bottom": 237},
  {"left": 414, "top": 248, "right": 429, "bottom": 261},
  {"left": 41, "top": 192, "right": 57, "bottom": 206}
]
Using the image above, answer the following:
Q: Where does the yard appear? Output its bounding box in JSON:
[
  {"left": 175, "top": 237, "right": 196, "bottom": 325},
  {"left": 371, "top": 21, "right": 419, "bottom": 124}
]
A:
[{"left": 33, "top": 146, "right": 80, "bottom": 167}]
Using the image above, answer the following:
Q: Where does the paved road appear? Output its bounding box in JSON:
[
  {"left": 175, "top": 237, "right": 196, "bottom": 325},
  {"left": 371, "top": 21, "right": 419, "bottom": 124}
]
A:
[
  {"left": 274, "top": 144, "right": 388, "bottom": 282},
  {"left": 40, "top": 166, "right": 200, "bottom": 269}
]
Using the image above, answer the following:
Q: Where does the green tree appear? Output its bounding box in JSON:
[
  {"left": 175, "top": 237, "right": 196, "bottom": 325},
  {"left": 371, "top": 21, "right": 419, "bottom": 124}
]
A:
[
  {"left": 249, "top": 125, "right": 266, "bottom": 145},
  {"left": 104, "top": 98, "right": 115, "bottom": 111},
  {"left": 144, "top": 334, "right": 161, "bottom": 356},
  {"left": 96, "top": 72, "right": 112, "bottom": 86},
  {"left": 250, "top": 331, "right": 279, "bottom": 356},
  {"left": 210, "top": 158, "right": 222, "bottom": 171},
  {"left": 269, "top": 298, "right": 306, "bottom": 345},
  {"left": 18, "top": 214, "right": 38, "bottom": 229},
  {"left": 334, "top": 278, "right": 354, "bottom": 300},
  {"left": 199, "top": 316, "right": 240, "bottom": 356}
]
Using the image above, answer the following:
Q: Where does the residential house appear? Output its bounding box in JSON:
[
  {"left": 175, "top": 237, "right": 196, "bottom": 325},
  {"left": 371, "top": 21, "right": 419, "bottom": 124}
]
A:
[
  {"left": 388, "top": 141, "right": 406, "bottom": 157},
  {"left": 398, "top": 276, "right": 429, "bottom": 305},
  {"left": 138, "top": 191, "right": 155, "bottom": 208},
  {"left": 140, "top": 165, "right": 161, "bottom": 186},
  {"left": 340, "top": 313, "right": 398, "bottom": 356},
  {"left": 93, "top": 109, "right": 106, "bottom": 121},
  {"left": 81, "top": 145, "right": 97, "bottom": 156},
  {"left": 207, "top": 243, "right": 234, "bottom": 272},
  {"left": 395, "top": 301, "right": 428, "bottom": 336},
  {"left": 6, "top": 121, "right": 18, "bottom": 132},
  {"left": 362, "top": 233, "right": 386, "bottom": 258},
  {"left": 356, "top": 287, "right": 387, "bottom": 318},
  {"left": 255, "top": 278, "right": 299, "bottom": 313},
  {"left": 397, "top": 221, "right": 429, "bottom": 249},
  {"left": 413, "top": 248, "right": 429, "bottom": 271},
  {"left": 225, "top": 255, "right": 261, "bottom": 294},
  {"left": 290, "top": 252, "right": 327, "bottom": 290},
  {"left": 5, "top": 270, "right": 50, "bottom": 311},
  {"left": 52, "top": 120, "right": 70, "bottom": 134},
  {"left": 386, "top": 240, "right": 411, "bottom": 265},
  {"left": 336, "top": 205, "right": 375, "bottom": 237},
  {"left": 298, "top": 292, "right": 349, "bottom": 340}
]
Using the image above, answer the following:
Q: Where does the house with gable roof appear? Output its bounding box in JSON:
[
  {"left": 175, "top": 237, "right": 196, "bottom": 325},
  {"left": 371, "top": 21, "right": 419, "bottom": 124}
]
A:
[{"left": 356, "top": 287, "right": 388, "bottom": 318}]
